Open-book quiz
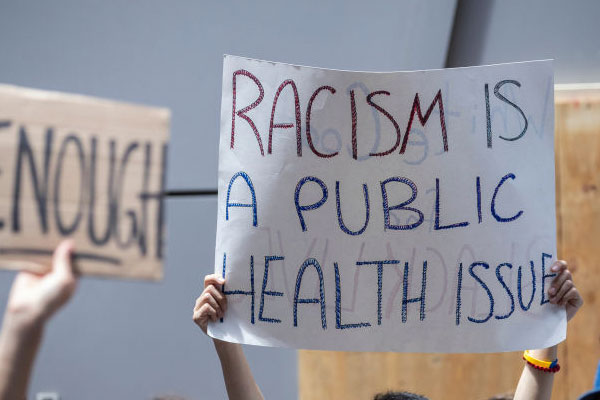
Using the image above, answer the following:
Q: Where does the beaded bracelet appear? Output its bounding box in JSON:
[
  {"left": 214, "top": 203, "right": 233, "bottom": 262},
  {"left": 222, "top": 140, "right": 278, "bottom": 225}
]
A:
[{"left": 523, "top": 350, "right": 560, "bottom": 373}]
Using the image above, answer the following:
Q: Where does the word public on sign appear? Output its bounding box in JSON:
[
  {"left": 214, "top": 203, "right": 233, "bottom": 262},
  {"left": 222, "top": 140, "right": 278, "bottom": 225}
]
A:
[
  {"left": 210, "top": 56, "right": 562, "bottom": 352},
  {"left": 0, "top": 85, "right": 170, "bottom": 280}
]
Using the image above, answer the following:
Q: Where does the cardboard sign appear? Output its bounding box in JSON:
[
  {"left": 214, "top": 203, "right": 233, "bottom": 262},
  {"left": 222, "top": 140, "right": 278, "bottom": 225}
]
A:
[
  {"left": 211, "top": 56, "right": 563, "bottom": 353},
  {"left": 0, "top": 85, "right": 169, "bottom": 280}
]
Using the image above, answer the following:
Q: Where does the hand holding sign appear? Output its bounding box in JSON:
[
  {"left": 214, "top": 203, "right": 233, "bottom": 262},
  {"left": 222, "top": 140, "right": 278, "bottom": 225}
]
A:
[
  {"left": 193, "top": 275, "right": 265, "bottom": 400},
  {"left": 547, "top": 260, "right": 583, "bottom": 320},
  {"left": 5, "top": 240, "right": 77, "bottom": 330},
  {"left": 0, "top": 240, "right": 78, "bottom": 399},
  {"left": 194, "top": 274, "right": 227, "bottom": 334},
  {"left": 196, "top": 264, "right": 582, "bottom": 399}
]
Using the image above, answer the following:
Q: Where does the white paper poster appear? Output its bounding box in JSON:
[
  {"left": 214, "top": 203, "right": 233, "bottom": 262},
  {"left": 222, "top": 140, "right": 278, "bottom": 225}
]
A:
[{"left": 210, "top": 55, "right": 563, "bottom": 353}]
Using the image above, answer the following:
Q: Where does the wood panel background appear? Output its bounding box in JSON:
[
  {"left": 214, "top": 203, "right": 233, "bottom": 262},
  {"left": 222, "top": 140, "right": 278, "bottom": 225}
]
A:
[{"left": 299, "top": 87, "right": 600, "bottom": 400}]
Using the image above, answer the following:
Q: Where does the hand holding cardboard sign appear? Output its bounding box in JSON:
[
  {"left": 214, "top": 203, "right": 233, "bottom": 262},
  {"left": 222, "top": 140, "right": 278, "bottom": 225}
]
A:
[
  {"left": 6, "top": 240, "right": 78, "bottom": 330},
  {"left": 0, "top": 240, "right": 78, "bottom": 400}
]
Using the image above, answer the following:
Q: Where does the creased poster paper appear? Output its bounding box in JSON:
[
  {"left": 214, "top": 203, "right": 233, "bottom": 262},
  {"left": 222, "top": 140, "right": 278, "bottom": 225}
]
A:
[{"left": 210, "top": 56, "right": 563, "bottom": 353}]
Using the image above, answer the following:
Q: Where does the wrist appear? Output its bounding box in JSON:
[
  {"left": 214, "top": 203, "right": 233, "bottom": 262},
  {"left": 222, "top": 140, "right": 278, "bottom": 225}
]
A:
[
  {"left": 523, "top": 346, "right": 560, "bottom": 373},
  {"left": 213, "top": 338, "right": 242, "bottom": 356},
  {"left": 2, "top": 308, "right": 44, "bottom": 338},
  {"left": 527, "top": 345, "right": 558, "bottom": 362}
]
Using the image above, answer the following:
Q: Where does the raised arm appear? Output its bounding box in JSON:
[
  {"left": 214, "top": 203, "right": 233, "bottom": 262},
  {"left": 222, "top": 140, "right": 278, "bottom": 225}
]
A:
[
  {"left": 0, "top": 240, "right": 78, "bottom": 400},
  {"left": 193, "top": 274, "right": 264, "bottom": 400},
  {"left": 513, "top": 260, "right": 583, "bottom": 400}
]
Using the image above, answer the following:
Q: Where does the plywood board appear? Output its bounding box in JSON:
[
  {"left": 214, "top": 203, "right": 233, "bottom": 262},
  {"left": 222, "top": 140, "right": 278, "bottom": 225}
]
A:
[{"left": 555, "top": 87, "right": 600, "bottom": 399}]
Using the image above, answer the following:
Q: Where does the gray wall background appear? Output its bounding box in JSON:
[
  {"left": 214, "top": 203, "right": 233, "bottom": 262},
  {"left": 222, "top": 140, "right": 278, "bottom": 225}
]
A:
[
  {"left": 447, "top": 0, "right": 600, "bottom": 83},
  {"left": 0, "top": 1, "right": 456, "bottom": 399},
  {"left": 0, "top": 0, "right": 598, "bottom": 398}
]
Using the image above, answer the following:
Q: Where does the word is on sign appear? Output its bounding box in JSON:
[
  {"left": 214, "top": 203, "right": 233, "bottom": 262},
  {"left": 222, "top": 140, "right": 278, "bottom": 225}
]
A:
[
  {"left": 211, "top": 56, "right": 562, "bottom": 353},
  {"left": 0, "top": 85, "right": 169, "bottom": 280}
]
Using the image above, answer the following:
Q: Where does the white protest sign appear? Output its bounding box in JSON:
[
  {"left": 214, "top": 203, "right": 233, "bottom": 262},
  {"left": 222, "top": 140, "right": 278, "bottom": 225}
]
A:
[{"left": 210, "top": 56, "right": 562, "bottom": 353}]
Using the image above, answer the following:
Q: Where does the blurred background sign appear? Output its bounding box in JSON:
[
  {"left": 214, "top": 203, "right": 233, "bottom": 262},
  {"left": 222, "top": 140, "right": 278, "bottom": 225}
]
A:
[{"left": 0, "top": 85, "right": 169, "bottom": 280}]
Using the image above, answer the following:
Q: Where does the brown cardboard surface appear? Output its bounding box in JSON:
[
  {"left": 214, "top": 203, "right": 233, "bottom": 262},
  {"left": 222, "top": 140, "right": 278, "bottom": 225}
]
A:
[{"left": 0, "top": 84, "right": 170, "bottom": 280}]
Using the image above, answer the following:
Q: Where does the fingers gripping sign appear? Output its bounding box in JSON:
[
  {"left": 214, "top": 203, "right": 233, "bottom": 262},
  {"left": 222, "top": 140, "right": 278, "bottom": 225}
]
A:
[
  {"left": 548, "top": 260, "right": 583, "bottom": 322},
  {"left": 193, "top": 274, "right": 227, "bottom": 334},
  {"left": 513, "top": 261, "right": 584, "bottom": 400},
  {"left": 192, "top": 274, "right": 265, "bottom": 400},
  {"left": 0, "top": 240, "right": 79, "bottom": 400}
]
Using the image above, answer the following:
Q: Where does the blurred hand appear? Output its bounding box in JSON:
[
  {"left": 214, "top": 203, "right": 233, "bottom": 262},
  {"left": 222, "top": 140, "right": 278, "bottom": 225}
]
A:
[
  {"left": 6, "top": 240, "right": 78, "bottom": 330},
  {"left": 548, "top": 260, "right": 583, "bottom": 322},
  {"left": 193, "top": 274, "right": 227, "bottom": 334}
]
